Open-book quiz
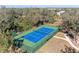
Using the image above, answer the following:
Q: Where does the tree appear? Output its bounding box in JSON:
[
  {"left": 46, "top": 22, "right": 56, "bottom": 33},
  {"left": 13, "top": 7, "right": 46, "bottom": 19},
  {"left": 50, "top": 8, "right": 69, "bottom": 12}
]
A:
[
  {"left": 0, "top": 8, "right": 59, "bottom": 52},
  {"left": 60, "top": 45, "right": 79, "bottom": 53},
  {"left": 61, "top": 9, "right": 79, "bottom": 43}
]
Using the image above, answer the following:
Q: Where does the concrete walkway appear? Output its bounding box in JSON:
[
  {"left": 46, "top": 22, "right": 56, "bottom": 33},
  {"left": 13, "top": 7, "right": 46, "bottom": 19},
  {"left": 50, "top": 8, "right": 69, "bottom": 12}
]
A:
[{"left": 54, "top": 34, "right": 79, "bottom": 51}]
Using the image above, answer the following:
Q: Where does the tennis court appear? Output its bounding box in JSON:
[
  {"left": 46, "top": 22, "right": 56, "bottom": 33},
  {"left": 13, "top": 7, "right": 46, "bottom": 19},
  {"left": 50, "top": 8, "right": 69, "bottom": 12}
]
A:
[
  {"left": 14, "top": 25, "right": 58, "bottom": 52},
  {"left": 21, "top": 27, "right": 54, "bottom": 43}
]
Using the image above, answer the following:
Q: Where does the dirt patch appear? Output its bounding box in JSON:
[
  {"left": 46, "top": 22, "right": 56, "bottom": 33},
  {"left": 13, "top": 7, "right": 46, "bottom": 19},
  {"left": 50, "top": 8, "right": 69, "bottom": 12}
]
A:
[{"left": 36, "top": 36, "right": 72, "bottom": 53}]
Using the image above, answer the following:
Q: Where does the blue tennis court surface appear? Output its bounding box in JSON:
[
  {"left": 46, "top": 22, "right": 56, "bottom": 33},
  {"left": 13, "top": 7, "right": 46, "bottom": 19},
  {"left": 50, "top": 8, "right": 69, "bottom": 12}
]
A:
[{"left": 21, "top": 27, "right": 55, "bottom": 43}]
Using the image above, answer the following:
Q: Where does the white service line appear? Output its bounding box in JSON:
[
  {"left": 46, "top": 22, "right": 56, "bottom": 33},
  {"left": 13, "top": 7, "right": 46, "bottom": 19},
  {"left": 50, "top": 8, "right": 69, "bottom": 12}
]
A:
[{"left": 54, "top": 35, "right": 79, "bottom": 51}]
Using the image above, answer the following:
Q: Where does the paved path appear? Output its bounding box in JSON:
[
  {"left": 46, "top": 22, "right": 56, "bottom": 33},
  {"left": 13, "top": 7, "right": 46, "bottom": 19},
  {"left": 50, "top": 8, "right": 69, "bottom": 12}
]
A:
[{"left": 54, "top": 34, "right": 79, "bottom": 51}]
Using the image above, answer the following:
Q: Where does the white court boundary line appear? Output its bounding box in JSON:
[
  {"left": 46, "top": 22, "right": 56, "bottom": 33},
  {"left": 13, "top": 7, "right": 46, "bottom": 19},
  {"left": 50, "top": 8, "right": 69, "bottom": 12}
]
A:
[{"left": 54, "top": 35, "right": 79, "bottom": 51}]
